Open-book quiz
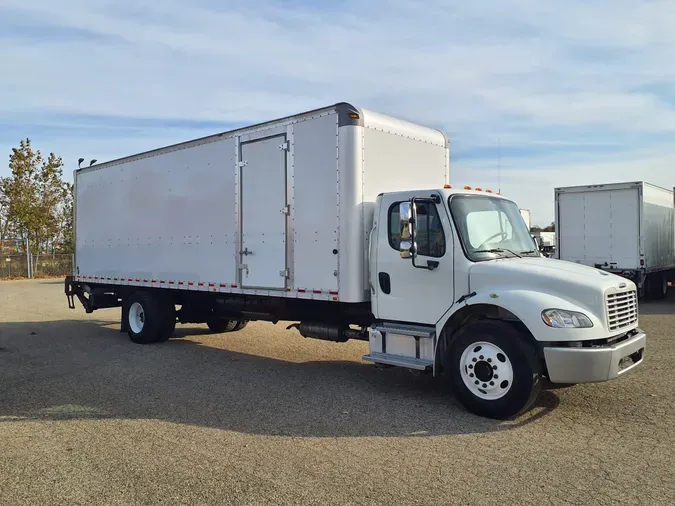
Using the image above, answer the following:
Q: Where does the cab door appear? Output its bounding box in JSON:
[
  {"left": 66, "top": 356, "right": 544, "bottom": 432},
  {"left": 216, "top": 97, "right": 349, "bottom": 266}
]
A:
[{"left": 373, "top": 192, "right": 455, "bottom": 324}]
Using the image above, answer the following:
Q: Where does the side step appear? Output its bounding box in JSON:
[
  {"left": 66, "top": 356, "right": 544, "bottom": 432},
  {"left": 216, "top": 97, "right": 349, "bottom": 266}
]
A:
[
  {"left": 362, "top": 352, "right": 433, "bottom": 371},
  {"left": 371, "top": 322, "right": 435, "bottom": 339}
]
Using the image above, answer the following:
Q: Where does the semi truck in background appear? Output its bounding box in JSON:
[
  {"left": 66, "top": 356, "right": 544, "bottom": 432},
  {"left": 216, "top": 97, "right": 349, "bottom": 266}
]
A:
[
  {"left": 555, "top": 181, "right": 675, "bottom": 299},
  {"left": 65, "top": 103, "right": 647, "bottom": 420}
]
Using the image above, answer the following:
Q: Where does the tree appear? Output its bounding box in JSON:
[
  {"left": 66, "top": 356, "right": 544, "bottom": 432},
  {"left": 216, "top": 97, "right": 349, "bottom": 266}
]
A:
[
  {"left": 3, "top": 139, "right": 69, "bottom": 272},
  {"left": 55, "top": 182, "right": 74, "bottom": 253}
]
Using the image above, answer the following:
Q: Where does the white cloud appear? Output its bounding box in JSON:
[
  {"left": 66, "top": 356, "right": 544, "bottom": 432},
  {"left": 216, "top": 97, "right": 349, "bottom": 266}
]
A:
[{"left": 0, "top": 0, "right": 674, "bottom": 224}]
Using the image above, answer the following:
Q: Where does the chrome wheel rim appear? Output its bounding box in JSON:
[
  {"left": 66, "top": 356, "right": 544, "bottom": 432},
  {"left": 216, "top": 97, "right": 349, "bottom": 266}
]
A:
[{"left": 459, "top": 341, "right": 514, "bottom": 400}]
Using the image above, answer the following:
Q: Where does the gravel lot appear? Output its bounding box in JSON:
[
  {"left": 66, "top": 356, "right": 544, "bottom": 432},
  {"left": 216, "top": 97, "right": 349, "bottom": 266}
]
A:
[{"left": 1, "top": 279, "right": 674, "bottom": 505}]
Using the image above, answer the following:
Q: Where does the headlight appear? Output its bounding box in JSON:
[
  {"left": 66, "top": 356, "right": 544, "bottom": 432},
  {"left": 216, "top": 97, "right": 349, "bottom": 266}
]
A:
[{"left": 541, "top": 309, "right": 593, "bottom": 328}]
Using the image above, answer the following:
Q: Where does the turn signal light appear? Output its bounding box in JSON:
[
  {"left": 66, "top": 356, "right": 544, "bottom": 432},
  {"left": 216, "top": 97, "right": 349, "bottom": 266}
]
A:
[
  {"left": 464, "top": 185, "right": 472, "bottom": 190},
  {"left": 444, "top": 184, "right": 452, "bottom": 189}
]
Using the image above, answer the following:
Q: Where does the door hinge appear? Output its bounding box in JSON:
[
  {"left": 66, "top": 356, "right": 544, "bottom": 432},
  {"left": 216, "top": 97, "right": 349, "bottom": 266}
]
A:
[
  {"left": 280, "top": 268, "right": 290, "bottom": 278},
  {"left": 238, "top": 161, "right": 248, "bottom": 168},
  {"left": 280, "top": 205, "right": 290, "bottom": 215},
  {"left": 279, "top": 141, "right": 290, "bottom": 151}
]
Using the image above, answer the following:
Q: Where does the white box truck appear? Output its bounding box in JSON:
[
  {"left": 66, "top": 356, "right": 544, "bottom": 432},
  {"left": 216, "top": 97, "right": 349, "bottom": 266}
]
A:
[
  {"left": 555, "top": 181, "right": 675, "bottom": 299},
  {"left": 65, "top": 103, "right": 646, "bottom": 419}
]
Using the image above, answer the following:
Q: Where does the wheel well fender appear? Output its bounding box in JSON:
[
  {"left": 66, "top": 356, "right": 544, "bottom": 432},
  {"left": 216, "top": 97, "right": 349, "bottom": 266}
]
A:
[{"left": 434, "top": 303, "right": 537, "bottom": 375}]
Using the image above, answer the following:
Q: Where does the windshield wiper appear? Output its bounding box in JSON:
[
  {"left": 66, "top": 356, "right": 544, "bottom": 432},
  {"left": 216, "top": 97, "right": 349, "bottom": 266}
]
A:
[
  {"left": 519, "top": 250, "right": 538, "bottom": 255},
  {"left": 474, "top": 248, "right": 522, "bottom": 258}
]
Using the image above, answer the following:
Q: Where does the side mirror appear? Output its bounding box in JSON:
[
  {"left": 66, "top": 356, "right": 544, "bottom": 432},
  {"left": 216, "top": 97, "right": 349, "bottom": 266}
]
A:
[{"left": 399, "top": 202, "right": 414, "bottom": 259}]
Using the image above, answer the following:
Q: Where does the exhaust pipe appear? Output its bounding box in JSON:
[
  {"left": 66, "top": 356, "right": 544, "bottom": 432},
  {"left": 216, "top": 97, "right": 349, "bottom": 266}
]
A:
[{"left": 286, "top": 322, "right": 366, "bottom": 343}]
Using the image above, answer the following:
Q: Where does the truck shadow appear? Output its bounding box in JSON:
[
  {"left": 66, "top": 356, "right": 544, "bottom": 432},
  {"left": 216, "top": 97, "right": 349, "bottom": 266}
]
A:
[{"left": 0, "top": 319, "right": 559, "bottom": 437}]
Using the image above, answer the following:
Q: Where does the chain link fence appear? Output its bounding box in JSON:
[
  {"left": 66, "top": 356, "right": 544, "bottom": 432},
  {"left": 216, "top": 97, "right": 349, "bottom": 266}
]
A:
[{"left": 0, "top": 254, "right": 73, "bottom": 279}]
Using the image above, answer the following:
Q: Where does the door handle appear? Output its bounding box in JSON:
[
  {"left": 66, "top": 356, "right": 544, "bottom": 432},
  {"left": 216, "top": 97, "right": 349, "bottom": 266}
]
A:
[
  {"left": 378, "top": 272, "right": 391, "bottom": 294},
  {"left": 241, "top": 247, "right": 252, "bottom": 256}
]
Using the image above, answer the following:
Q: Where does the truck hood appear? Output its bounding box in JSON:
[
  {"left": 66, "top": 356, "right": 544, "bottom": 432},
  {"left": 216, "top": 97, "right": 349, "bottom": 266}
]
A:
[{"left": 469, "top": 257, "right": 634, "bottom": 314}]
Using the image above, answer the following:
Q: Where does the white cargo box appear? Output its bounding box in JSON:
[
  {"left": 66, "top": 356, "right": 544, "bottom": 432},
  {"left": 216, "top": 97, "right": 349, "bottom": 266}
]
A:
[
  {"left": 74, "top": 103, "right": 449, "bottom": 303},
  {"left": 555, "top": 181, "right": 675, "bottom": 272}
]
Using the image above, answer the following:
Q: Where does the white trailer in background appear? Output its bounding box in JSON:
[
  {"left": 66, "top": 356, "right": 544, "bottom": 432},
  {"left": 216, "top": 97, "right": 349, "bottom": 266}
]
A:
[
  {"left": 555, "top": 181, "right": 675, "bottom": 299},
  {"left": 519, "top": 209, "right": 531, "bottom": 231},
  {"left": 65, "top": 103, "right": 647, "bottom": 420}
]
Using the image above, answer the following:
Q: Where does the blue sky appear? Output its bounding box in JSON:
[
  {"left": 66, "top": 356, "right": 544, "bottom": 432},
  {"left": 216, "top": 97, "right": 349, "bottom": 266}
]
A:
[{"left": 1, "top": 0, "right": 674, "bottom": 226}]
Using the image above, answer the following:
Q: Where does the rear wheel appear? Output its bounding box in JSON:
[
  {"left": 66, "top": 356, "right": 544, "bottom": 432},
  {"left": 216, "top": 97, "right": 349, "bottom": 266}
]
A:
[
  {"left": 232, "top": 320, "right": 249, "bottom": 332},
  {"left": 445, "top": 320, "right": 542, "bottom": 419},
  {"left": 124, "top": 292, "right": 173, "bottom": 344},
  {"left": 206, "top": 318, "right": 238, "bottom": 334},
  {"left": 646, "top": 273, "right": 668, "bottom": 300},
  {"left": 206, "top": 318, "right": 249, "bottom": 334}
]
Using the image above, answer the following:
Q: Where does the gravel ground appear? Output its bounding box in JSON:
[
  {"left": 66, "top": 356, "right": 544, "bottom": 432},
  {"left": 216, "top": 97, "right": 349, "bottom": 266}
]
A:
[{"left": 1, "top": 279, "right": 674, "bottom": 506}]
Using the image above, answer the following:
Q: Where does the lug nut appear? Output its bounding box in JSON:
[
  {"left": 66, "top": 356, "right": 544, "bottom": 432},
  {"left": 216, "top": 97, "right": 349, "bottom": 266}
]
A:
[
  {"left": 479, "top": 355, "right": 484, "bottom": 360},
  {"left": 482, "top": 383, "right": 487, "bottom": 388},
  {"left": 474, "top": 380, "right": 479, "bottom": 385},
  {"left": 468, "top": 364, "right": 473, "bottom": 369},
  {"left": 472, "top": 358, "right": 477, "bottom": 362},
  {"left": 490, "top": 381, "right": 494, "bottom": 386},
  {"left": 469, "top": 373, "right": 474, "bottom": 378},
  {"left": 487, "top": 358, "right": 492, "bottom": 363},
  {"left": 492, "top": 365, "right": 497, "bottom": 370},
  {"left": 494, "top": 374, "right": 499, "bottom": 379}
]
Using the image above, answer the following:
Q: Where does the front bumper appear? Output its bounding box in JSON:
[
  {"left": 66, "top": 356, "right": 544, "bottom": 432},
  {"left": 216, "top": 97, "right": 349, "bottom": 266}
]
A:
[{"left": 543, "top": 329, "right": 646, "bottom": 384}]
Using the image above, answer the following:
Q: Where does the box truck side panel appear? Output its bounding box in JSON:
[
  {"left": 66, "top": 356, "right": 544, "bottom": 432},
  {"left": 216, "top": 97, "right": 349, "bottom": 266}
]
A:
[
  {"left": 642, "top": 183, "right": 675, "bottom": 271},
  {"left": 558, "top": 188, "right": 640, "bottom": 269},
  {"left": 75, "top": 137, "right": 237, "bottom": 285},
  {"left": 292, "top": 113, "right": 339, "bottom": 292}
]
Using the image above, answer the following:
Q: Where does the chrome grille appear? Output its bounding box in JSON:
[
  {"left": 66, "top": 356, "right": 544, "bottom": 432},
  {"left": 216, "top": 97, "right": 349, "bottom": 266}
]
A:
[{"left": 606, "top": 290, "right": 638, "bottom": 331}]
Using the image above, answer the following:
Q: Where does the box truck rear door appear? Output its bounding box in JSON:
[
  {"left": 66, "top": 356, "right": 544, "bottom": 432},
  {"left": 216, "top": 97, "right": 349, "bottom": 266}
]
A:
[
  {"left": 240, "top": 135, "right": 288, "bottom": 289},
  {"left": 558, "top": 187, "right": 639, "bottom": 269}
]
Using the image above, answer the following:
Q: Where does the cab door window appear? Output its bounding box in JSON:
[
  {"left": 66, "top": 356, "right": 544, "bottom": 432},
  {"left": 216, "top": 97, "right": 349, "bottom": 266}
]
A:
[{"left": 389, "top": 202, "right": 446, "bottom": 258}]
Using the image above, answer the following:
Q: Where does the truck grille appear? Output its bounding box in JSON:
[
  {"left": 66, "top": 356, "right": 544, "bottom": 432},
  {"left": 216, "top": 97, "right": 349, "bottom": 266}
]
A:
[{"left": 606, "top": 290, "right": 638, "bottom": 331}]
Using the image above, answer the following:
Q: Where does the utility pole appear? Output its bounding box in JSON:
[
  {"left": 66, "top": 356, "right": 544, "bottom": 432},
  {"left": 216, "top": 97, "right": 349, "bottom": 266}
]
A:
[{"left": 26, "top": 235, "right": 31, "bottom": 278}]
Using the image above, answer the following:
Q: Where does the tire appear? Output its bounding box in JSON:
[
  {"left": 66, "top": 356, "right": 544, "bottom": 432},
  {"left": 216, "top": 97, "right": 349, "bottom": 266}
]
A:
[
  {"left": 657, "top": 274, "right": 668, "bottom": 300},
  {"left": 445, "top": 320, "right": 542, "bottom": 419},
  {"left": 206, "top": 318, "right": 237, "bottom": 334},
  {"left": 124, "top": 292, "right": 168, "bottom": 344},
  {"left": 156, "top": 298, "right": 176, "bottom": 342},
  {"left": 231, "top": 320, "right": 249, "bottom": 332},
  {"left": 645, "top": 273, "right": 667, "bottom": 300}
]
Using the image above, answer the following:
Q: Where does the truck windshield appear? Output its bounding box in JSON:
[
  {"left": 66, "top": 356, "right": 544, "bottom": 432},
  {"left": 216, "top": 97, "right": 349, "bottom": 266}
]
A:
[{"left": 449, "top": 195, "right": 539, "bottom": 261}]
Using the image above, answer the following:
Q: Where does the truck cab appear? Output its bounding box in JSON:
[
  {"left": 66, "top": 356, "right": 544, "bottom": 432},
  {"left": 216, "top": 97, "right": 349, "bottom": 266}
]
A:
[{"left": 366, "top": 186, "right": 646, "bottom": 419}]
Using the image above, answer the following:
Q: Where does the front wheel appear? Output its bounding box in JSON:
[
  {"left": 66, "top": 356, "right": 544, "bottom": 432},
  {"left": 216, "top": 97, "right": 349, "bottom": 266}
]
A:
[{"left": 445, "top": 320, "right": 542, "bottom": 419}]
